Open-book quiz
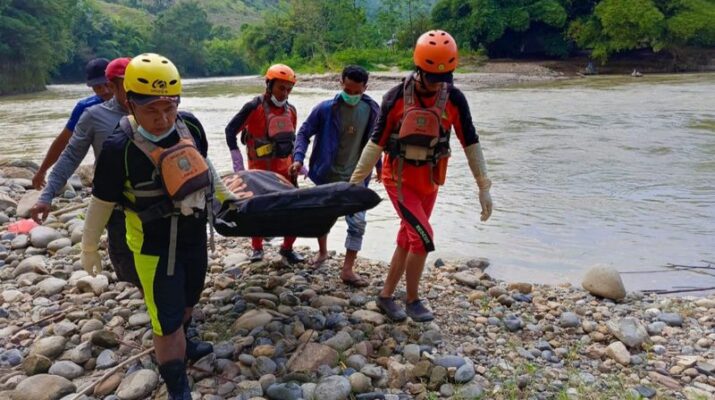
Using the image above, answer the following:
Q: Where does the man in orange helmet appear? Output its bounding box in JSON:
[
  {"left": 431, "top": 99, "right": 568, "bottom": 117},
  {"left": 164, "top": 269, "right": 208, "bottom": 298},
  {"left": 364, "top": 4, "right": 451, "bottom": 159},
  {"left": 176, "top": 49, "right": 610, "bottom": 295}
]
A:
[
  {"left": 350, "top": 30, "right": 493, "bottom": 322},
  {"left": 225, "top": 64, "right": 305, "bottom": 264}
]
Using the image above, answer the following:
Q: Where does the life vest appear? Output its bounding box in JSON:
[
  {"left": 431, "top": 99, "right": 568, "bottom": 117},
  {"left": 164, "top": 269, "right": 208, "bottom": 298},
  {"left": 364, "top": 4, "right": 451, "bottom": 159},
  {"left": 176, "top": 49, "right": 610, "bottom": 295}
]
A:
[
  {"left": 118, "top": 115, "right": 214, "bottom": 276},
  {"left": 243, "top": 96, "right": 296, "bottom": 160},
  {"left": 387, "top": 78, "right": 451, "bottom": 200}
]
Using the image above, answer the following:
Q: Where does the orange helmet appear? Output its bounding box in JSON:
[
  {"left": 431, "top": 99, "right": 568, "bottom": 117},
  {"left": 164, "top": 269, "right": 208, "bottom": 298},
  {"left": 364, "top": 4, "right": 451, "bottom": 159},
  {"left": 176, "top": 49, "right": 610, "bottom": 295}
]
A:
[
  {"left": 413, "top": 30, "right": 458, "bottom": 74},
  {"left": 265, "top": 64, "right": 297, "bottom": 84}
]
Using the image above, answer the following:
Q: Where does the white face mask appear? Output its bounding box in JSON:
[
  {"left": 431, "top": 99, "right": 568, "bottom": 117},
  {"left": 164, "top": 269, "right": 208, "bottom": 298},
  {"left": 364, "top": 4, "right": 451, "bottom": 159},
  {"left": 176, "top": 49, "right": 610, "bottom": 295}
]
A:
[
  {"left": 270, "top": 95, "right": 287, "bottom": 107},
  {"left": 137, "top": 124, "right": 175, "bottom": 142}
]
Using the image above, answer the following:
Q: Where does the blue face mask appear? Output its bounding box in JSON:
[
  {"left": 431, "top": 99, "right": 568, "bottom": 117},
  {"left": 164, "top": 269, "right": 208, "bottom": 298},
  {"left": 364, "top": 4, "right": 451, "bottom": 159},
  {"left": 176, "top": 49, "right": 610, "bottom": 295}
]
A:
[
  {"left": 137, "top": 124, "right": 175, "bottom": 143},
  {"left": 340, "top": 91, "right": 362, "bottom": 106}
]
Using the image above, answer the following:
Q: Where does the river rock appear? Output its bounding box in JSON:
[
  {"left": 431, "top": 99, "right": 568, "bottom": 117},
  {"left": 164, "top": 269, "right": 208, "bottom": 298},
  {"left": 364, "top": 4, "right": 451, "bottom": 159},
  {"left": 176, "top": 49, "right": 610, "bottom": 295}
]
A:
[
  {"left": 76, "top": 275, "right": 109, "bottom": 295},
  {"left": 658, "top": 313, "right": 684, "bottom": 327},
  {"left": 48, "top": 360, "right": 84, "bottom": 379},
  {"left": 16, "top": 190, "right": 41, "bottom": 217},
  {"left": 453, "top": 271, "right": 483, "bottom": 287},
  {"left": 559, "top": 312, "right": 581, "bottom": 328},
  {"left": 606, "top": 341, "right": 631, "bottom": 365},
  {"left": 96, "top": 349, "right": 118, "bottom": 369},
  {"left": 351, "top": 310, "right": 385, "bottom": 325},
  {"left": 324, "top": 331, "right": 354, "bottom": 352},
  {"left": 232, "top": 309, "right": 273, "bottom": 332},
  {"left": 349, "top": 372, "right": 372, "bottom": 393},
  {"left": 0, "top": 192, "right": 17, "bottom": 210},
  {"left": 607, "top": 318, "right": 650, "bottom": 349},
  {"left": 581, "top": 264, "right": 626, "bottom": 300},
  {"left": 22, "top": 354, "right": 52, "bottom": 375},
  {"left": 116, "top": 369, "right": 159, "bottom": 400},
  {"left": 14, "top": 255, "right": 47, "bottom": 277},
  {"left": 94, "top": 372, "right": 123, "bottom": 397},
  {"left": 29, "top": 226, "right": 62, "bottom": 248},
  {"left": 47, "top": 238, "right": 72, "bottom": 253},
  {"left": 69, "top": 341, "right": 93, "bottom": 364},
  {"left": 11, "top": 234, "right": 29, "bottom": 249},
  {"left": 314, "top": 375, "right": 351, "bottom": 400},
  {"left": 128, "top": 313, "right": 150, "bottom": 327},
  {"left": 37, "top": 277, "right": 67, "bottom": 296},
  {"left": 1, "top": 289, "right": 23, "bottom": 303},
  {"left": 11, "top": 374, "right": 75, "bottom": 400},
  {"left": 31, "top": 336, "right": 67, "bottom": 359},
  {"left": 266, "top": 382, "right": 303, "bottom": 400},
  {"left": 287, "top": 342, "right": 338, "bottom": 373}
]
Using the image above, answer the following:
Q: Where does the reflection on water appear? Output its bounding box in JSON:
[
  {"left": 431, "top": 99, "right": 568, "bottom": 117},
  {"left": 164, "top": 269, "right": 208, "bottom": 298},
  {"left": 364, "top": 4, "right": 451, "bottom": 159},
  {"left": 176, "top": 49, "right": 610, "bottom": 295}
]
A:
[{"left": 2, "top": 74, "right": 714, "bottom": 290}]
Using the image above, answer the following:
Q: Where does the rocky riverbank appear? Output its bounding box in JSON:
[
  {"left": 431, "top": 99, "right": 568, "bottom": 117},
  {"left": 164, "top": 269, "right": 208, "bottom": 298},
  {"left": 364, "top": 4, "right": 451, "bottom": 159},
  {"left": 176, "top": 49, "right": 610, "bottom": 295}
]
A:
[{"left": 1, "top": 159, "right": 715, "bottom": 400}]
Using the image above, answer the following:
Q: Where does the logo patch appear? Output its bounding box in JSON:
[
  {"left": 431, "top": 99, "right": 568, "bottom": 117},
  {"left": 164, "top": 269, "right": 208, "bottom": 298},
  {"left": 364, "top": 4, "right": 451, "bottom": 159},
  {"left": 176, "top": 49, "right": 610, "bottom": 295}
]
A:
[
  {"left": 416, "top": 116, "right": 427, "bottom": 127},
  {"left": 178, "top": 157, "right": 191, "bottom": 172}
]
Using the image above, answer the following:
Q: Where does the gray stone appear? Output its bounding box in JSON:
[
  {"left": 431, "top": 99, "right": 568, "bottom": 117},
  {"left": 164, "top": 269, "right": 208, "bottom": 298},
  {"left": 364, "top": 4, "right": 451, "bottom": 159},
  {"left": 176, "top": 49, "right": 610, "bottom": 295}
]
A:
[
  {"left": 324, "top": 331, "right": 354, "bottom": 352},
  {"left": 47, "top": 238, "right": 72, "bottom": 253},
  {"left": 116, "top": 369, "right": 159, "bottom": 400},
  {"left": 253, "top": 356, "right": 277, "bottom": 375},
  {"left": 434, "top": 355, "right": 465, "bottom": 369},
  {"left": 232, "top": 309, "right": 273, "bottom": 332},
  {"left": 235, "top": 380, "right": 263, "bottom": 399},
  {"left": 22, "top": 354, "right": 52, "bottom": 375},
  {"left": 351, "top": 310, "right": 386, "bottom": 325},
  {"left": 559, "top": 312, "right": 581, "bottom": 328},
  {"left": 76, "top": 275, "right": 109, "bottom": 295},
  {"left": 0, "top": 192, "right": 17, "bottom": 210},
  {"left": 346, "top": 354, "right": 367, "bottom": 371},
  {"left": 214, "top": 341, "right": 235, "bottom": 359},
  {"left": 29, "top": 226, "right": 62, "bottom": 248},
  {"left": 403, "top": 344, "right": 421, "bottom": 364},
  {"left": 128, "top": 313, "right": 150, "bottom": 327},
  {"left": 658, "top": 313, "right": 684, "bottom": 327},
  {"left": 11, "top": 234, "right": 29, "bottom": 249},
  {"left": 504, "top": 315, "right": 523, "bottom": 332},
  {"left": 606, "top": 341, "right": 631, "bottom": 365},
  {"left": 266, "top": 382, "right": 303, "bottom": 400},
  {"left": 52, "top": 320, "right": 78, "bottom": 337},
  {"left": 14, "top": 255, "right": 47, "bottom": 277},
  {"left": 635, "top": 385, "right": 657, "bottom": 398},
  {"left": 91, "top": 330, "right": 119, "bottom": 348},
  {"left": 96, "top": 349, "right": 118, "bottom": 369},
  {"left": 49, "top": 360, "right": 84, "bottom": 379},
  {"left": 647, "top": 321, "right": 667, "bottom": 336},
  {"left": 607, "top": 318, "right": 650, "bottom": 348},
  {"left": 69, "top": 341, "right": 93, "bottom": 364},
  {"left": 287, "top": 342, "right": 338, "bottom": 373},
  {"left": 16, "top": 190, "right": 41, "bottom": 218},
  {"left": 453, "top": 271, "right": 483, "bottom": 287},
  {"left": 349, "top": 372, "right": 372, "bottom": 394},
  {"left": 301, "top": 382, "right": 317, "bottom": 400},
  {"left": 457, "top": 383, "right": 484, "bottom": 398},
  {"left": 0, "top": 348, "right": 22, "bottom": 367},
  {"left": 314, "top": 375, "right": 351, "bottom": 400},
  {"left": 11, "top": 374, "right": 76, "bottom": 400},
  {"left": 581, "top": 264, "right": 626, "bottom": 300},
  {"left": 454, "top": 361, "right": 476, "bottom": 383},
  {"left": 38, "top": 277, "right": 67, "bottom": 296}
]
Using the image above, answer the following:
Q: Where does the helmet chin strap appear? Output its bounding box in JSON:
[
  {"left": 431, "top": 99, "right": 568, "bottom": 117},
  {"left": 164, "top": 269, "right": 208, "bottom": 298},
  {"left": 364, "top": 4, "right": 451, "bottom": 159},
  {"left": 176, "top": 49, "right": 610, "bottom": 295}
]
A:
[{"left": 415, "top": 69, "right": 437, "bottom": 97}]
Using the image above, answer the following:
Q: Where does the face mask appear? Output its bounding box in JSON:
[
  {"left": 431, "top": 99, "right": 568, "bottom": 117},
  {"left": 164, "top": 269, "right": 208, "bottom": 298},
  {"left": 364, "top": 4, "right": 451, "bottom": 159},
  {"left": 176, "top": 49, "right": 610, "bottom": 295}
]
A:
[
  {"left": 270, "top": 95, "right": 287, "bottom": 107},
  {"left": 340, "top": 91, "right": 362, "bottom": 106},
  {"left": 137, "top": 124, "right": 175, "bottom": 143}
]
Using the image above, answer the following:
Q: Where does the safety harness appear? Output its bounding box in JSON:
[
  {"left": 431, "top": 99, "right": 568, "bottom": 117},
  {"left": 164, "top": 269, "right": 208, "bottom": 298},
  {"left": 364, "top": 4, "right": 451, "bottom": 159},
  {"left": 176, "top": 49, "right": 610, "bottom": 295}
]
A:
[
  {"left": 242, "top": 96, "right": 296, "bottom": 160},
  {"left": 388, "top": 77, "right": 451, "bottom": 201},
  {"left": 119, "top": 116, "right": 215, "bottom": 276}
]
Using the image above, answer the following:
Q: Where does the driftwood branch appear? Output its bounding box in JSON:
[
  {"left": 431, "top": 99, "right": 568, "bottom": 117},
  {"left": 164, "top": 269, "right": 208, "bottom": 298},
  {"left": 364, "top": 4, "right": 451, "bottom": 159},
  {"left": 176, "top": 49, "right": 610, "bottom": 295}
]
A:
[
  {"left": 18, "top": 307, "right": 74, "bottom": 330},
  {"left": 70, "top": 347, "right": 155, "bottom": 400},
  {"left": 50, "top": 199, "right": 90, "bottom": 217},
  {"left": 642, "top": 286, "right": 715, "bottom": 295}
]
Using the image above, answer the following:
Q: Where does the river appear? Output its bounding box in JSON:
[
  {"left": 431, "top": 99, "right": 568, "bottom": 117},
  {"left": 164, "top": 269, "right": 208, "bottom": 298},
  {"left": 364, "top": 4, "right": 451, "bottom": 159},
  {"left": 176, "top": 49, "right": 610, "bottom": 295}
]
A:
[{"left": 1, "top": 73, "right": 714, "bottom": 291}]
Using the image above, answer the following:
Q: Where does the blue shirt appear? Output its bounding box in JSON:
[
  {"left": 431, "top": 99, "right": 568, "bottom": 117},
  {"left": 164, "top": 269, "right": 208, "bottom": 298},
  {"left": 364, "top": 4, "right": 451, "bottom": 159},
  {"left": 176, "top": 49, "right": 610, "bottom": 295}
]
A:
[{"left": 65, "top": 95, "right": 104, "bottom": 131}]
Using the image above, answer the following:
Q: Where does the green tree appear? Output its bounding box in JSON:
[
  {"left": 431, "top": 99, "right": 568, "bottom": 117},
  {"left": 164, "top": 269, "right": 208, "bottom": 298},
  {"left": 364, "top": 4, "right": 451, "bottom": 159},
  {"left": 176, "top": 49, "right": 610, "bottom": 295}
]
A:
[
  {"left": 0, "top": 0, "right": 77, "bottom": 94},
  {"left": 151, "top": 0, "right": 212, "bottom": 76}
]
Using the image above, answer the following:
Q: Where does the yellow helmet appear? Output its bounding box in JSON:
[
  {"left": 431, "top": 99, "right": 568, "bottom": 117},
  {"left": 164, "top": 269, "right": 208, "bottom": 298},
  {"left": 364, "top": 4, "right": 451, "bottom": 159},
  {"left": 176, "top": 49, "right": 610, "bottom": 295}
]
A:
[{"left": 123, "top": 53, "right": 181, "bottom": 97}]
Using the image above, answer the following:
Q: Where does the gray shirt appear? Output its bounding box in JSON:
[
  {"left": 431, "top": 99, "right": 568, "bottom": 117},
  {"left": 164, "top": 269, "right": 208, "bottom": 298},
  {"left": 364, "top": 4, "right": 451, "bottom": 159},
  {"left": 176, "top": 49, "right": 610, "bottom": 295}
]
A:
[
  {"left": 326, "top": 101, "right": 371, "bottom": 183},
  {"left": 40, "top": 97, "right": 126, "bottom": 204}
]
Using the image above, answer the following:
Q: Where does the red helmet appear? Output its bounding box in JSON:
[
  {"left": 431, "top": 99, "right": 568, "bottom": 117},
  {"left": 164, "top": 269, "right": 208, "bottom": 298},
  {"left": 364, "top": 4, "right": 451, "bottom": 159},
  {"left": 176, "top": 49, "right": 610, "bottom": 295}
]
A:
[
  {"left": 265, "top": 64, "right": 297, "bottom": 84},
  {"left": 413, "top": 30, "right": 458, "bottom": 74}
]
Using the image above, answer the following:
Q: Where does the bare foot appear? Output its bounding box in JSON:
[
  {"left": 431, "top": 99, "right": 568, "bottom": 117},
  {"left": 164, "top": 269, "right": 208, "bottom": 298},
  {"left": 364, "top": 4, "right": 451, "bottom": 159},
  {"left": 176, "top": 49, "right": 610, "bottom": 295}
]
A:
[
  {"left": 340, "top": 272, "right": 369, "bottom": 287},
  {"left": 312, "top": 252, "right": 330, "bottom": 267}
]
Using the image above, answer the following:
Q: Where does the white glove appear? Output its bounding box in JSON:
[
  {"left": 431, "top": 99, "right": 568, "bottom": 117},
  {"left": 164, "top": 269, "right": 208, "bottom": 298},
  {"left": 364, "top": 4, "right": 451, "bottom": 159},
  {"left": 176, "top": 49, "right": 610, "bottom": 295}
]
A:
[
  {"left": 464, "top": 143, "right": 493, "bottom": 222},
  {"left": 349, "top": 141, "right": 383, "bottom": 184},
  {"left": 81, "top": 196, "right": 116, "bottom": 276},
  {"left": 81, "top": 250, "right": 103, "bottom": 276}
]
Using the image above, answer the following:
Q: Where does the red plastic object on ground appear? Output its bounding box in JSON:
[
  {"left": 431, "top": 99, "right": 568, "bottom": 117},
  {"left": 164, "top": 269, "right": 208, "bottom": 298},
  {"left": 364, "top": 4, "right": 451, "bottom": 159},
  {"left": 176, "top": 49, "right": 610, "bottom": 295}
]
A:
[{"left": 7, "top": 219, "right": 39, "bottom": 234}]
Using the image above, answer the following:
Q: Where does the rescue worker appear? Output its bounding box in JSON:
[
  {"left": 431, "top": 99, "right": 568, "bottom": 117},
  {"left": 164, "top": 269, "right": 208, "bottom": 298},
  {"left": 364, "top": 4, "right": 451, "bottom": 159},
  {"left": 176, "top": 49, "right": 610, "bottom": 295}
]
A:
[
  {"left": 81, "top": 53, "right": 233, "bottom": 399},
  {"left": 224, "top": 63, "right": 305, "bottom": 265},
  {"left": 31, "top": 57, "right": 132, "bottom": 224},
  {"left": 289, "top": 65, "right": 380, "bottom": 286},
  {"left": 32, "top": 58, "right": 113, "bottom": 189},
  {"left": 350, "top": 30, "right": 494, "bottom": 322}
]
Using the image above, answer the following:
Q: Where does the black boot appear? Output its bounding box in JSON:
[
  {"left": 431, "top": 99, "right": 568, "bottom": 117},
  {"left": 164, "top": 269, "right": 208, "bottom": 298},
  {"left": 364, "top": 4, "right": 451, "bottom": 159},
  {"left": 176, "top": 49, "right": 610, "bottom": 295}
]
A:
[
  {"left": 158, "top": 359, "right": 191, "bottom": 400},
  {"left": 184, "top": 318, "right": 213, "bottom": 362}
]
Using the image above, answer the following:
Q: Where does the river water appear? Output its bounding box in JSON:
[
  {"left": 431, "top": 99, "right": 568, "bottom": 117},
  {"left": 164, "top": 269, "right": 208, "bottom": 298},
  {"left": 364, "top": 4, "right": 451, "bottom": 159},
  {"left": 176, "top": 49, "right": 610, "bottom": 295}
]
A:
[{"left": 1, "top": 74, "right": 714, "bottom": 291}]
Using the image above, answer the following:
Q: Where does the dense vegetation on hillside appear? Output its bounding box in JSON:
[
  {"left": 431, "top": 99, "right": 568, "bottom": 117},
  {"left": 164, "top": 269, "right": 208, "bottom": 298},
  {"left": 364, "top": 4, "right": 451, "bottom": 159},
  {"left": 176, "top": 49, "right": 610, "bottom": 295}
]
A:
[{"left": 1, "top": 0, "right": 714, "bottom": 94}]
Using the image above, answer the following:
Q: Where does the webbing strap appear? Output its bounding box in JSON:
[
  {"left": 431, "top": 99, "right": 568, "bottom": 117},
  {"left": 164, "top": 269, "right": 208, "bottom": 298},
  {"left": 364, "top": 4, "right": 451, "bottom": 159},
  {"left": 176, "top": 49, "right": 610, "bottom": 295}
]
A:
[{"left": 167, "top": 215, "right": 178, "bottom": 276}]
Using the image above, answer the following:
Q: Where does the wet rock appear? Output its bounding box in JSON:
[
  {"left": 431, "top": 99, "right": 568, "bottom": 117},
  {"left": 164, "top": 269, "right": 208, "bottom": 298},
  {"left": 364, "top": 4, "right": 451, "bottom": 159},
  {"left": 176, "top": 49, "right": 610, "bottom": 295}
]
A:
[
  {"left": 266, "top": 382, "right": 303, "bottom": 400},
  {"left": 581, "top": 265, "right": 626, "bottom": 300},
  {"left": 37, "top": 277, "right": 67, "bottom": 296},
  {"left": 48, "top": 360, "right": 84, "bottom": 379},
  {"left": 11, "top": 374, "right": 75, "bottom": 400},
  {"left": 607, "top": 318, "right": 649, "bottom": 349},
  {"left": 31, "top": 336, "right": 67, "bottom": 359},
  {"left": 29, "top": 226, "right": 62, "bottom": 248},
  {"left": 115, "top": 369, "right": 159, "bottom": 400},
  {"left": 606, "top": 341, "right": 631, "bottom": 365},
  {"left": 287, "top": 342, "right": 338, "bottom": 373},
  {"left": 314, "top": 375, "right": 351, "bottom": 400}
]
